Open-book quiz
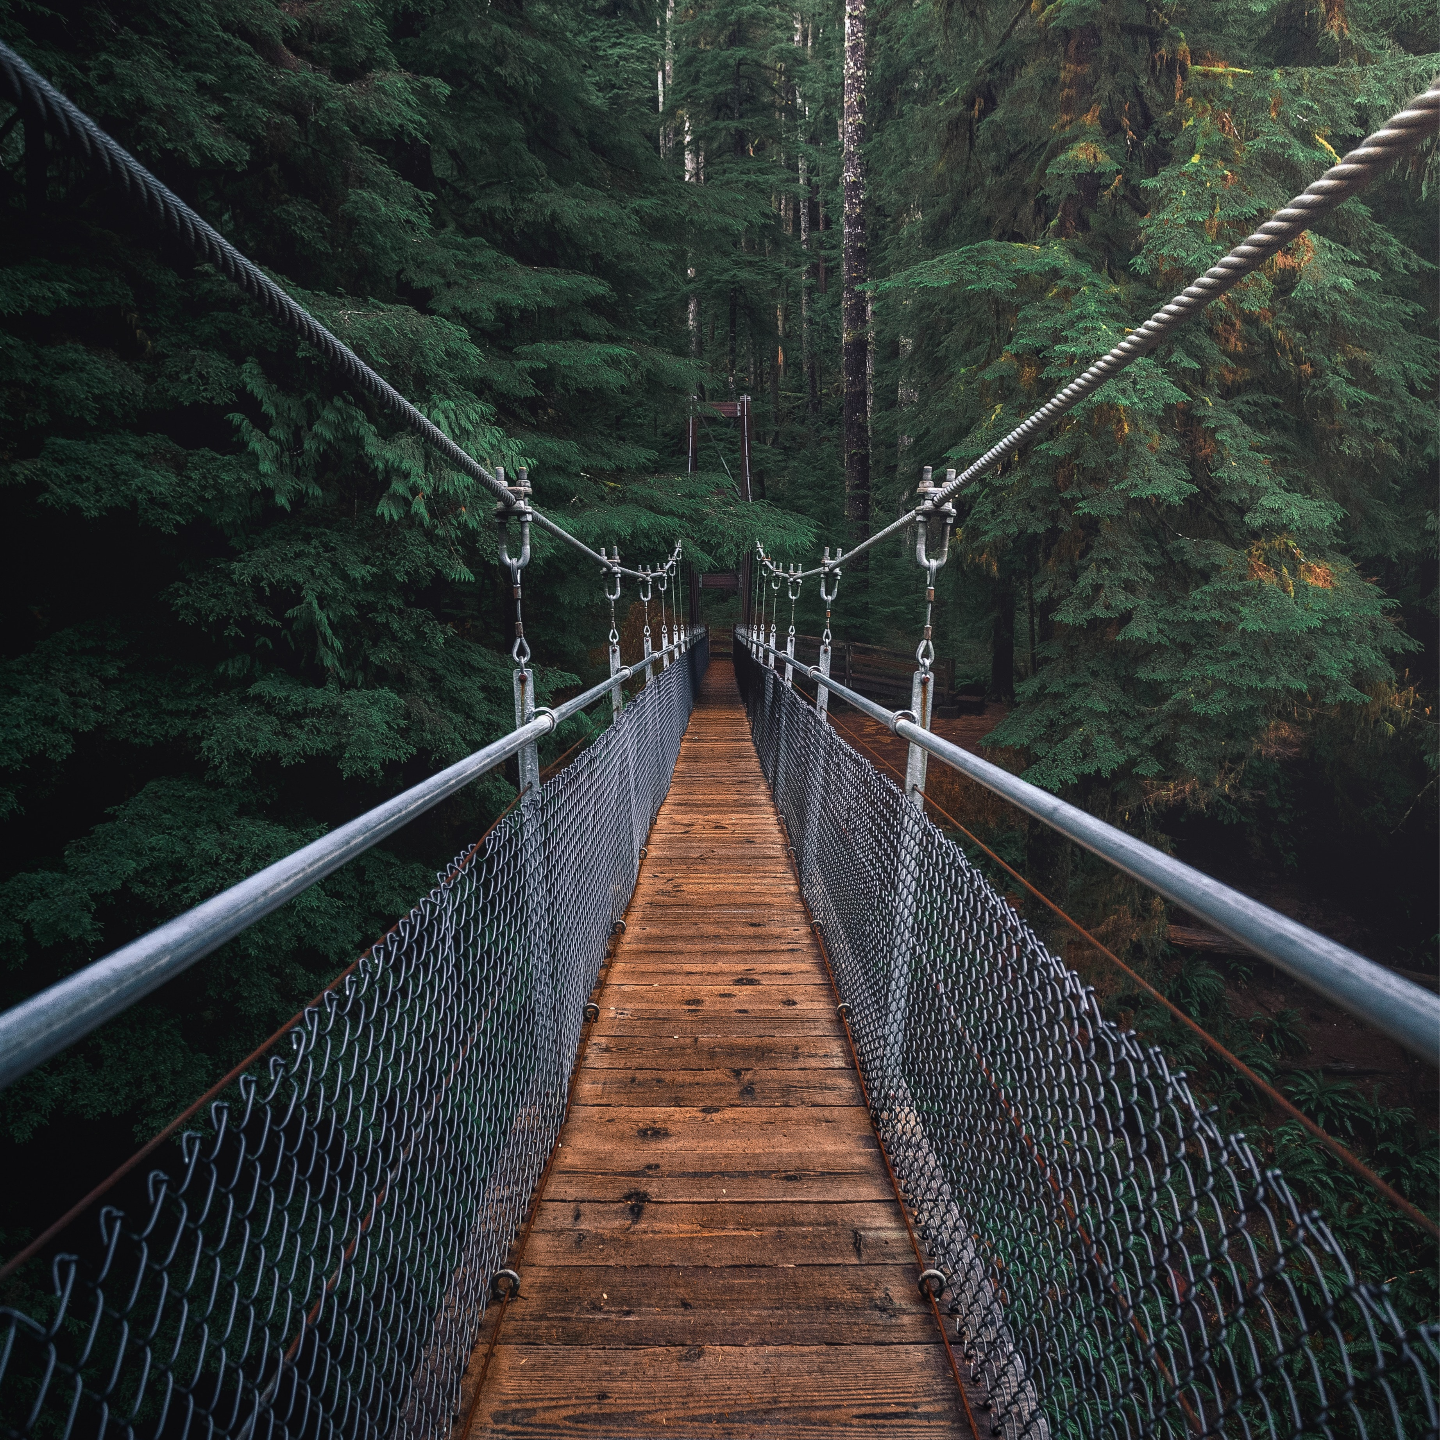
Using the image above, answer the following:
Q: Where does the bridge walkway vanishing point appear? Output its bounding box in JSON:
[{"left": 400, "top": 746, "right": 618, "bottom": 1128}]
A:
[{"left": 456, "top": 656, "right": 976, "bottom": 1438}]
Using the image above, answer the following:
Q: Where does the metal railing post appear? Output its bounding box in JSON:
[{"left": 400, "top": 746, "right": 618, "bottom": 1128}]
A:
[
  {"left": 903, "top": 666, "right": 933, "bottom": 810},
  {"left": 816, "top": 555, "right": 840, "bottom": 721},
  {"left": 609, "top": 633, "right": 624, "bottom": 722},
  {"left": 905, "top": 469, "right": 953, "bottom": 812},
  {"left": 800, "top": 707, "right": 827, "bottom": 891},
  {"left": 884, "top": 791, "right": 923, "bottom": 1102},
  {"left": 624, "top": 700, "right": 642, "bottom": 874},
  {"left": 513, "top": 667, "right": 541, "bottom": 801},
  {"left": 816, "top": 639, "right": 832, "bottom": 717},
  {"left": 773, "top": 667, "right": 790, "bottom": 802},
  {"left": 640, "top": 566, "right": 654, "bottom": 688}
]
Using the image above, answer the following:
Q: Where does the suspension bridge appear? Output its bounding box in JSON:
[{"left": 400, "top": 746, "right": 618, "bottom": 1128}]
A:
[{"left": 0, "top": 43, "right": 1436, "bottom": 1440}]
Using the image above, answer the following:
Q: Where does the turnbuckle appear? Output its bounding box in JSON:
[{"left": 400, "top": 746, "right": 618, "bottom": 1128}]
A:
[
  {"left": 819, "top": 548, "right": 842, "bottom": 647},
  {"left": 496, "top": 466, "right": 533, "bottom": 666},
  {"left": 602, "top": 545, "right": 623, "bottom": 644},
  {"left": 912, "top": 467, "right": 956, "bottom": 677}
]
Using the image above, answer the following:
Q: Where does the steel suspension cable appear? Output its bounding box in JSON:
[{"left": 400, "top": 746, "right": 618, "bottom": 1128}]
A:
[
  {"left": 0, "top": 41, "right": 653, "bottom": 580},
  {"left": 787, "top": 79, "right": 1440, "bottom": 578}
]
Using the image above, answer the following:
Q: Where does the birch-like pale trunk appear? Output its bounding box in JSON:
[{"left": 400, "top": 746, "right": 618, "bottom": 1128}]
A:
[
  {"left": 685, "top": 116, "right": 701, "bottom": 363},
  {"left": 660, "top": 0, "right": 676, "bottom": 156},
  {"left": 792, "top": 15, "right": 814, "bottom": 418},
  {"left": 841, "top": 0, "right": 870, "bottom": 555},
  {"left": 897, "top": 332, "right": 917, "bottom": 476}
]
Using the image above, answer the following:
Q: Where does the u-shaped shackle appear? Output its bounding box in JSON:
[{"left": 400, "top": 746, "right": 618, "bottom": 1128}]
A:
[
  {"left": 638, "top": 565, "right": 653, "bottom": 603},
  {"left": 496, "top": 466, "right": 533, "bottom": 580},
  {"left": 915, "top": 466, "right": 956, "bottom": 577},
  {"left": 819, "top": 547, "right": 842, "bottom": 604},
  {"left": 603, "top": 544, "right": 623, "bottom": 602},
  {"left": 786, "top": 564, "right": 803, "bottom": 603}
]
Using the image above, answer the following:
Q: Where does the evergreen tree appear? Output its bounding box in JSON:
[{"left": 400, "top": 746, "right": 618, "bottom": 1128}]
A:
[
  {"left": 0, "top": 0, "right": 806, "bottom": 1249},
  {"left": 868, "top": 0, "right": 1436, "bottom": 824}
]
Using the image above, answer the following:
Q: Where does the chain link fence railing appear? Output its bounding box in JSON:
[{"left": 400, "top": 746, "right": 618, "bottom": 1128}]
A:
[
  {"left": 0, "top": 634, "right": 707, "bottom": 1440},
  {"left": 734, "top": 635, "right": 1437, "bottom": 1440}
]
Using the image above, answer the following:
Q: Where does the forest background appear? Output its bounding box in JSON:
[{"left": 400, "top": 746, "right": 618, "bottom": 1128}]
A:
[{"left": 0, "top": 0, "right": 1435, "bottom": 1319}]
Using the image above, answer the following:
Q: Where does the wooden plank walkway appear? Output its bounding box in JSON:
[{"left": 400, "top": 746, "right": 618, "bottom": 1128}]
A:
[{"left": 456, "top": 657, "right": 974, "bottom": 1438}]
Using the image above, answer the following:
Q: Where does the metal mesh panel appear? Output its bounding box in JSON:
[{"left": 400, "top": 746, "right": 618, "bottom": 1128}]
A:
[
  {"left": 734, "top": 637, "right": 1437, "bottom": 1440},
  {"left": 0, "top": 634, "right": 707, "bottom": 1440}
]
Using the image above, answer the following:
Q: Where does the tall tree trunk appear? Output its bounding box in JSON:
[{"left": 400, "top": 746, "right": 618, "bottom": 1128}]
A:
[
  {"left": 841, "top": 0, "right": 870, "bottom": 555},
  {"left": 728, "top": 58, "right": 745, "bottom": 397},
  {"left": 728, "top": 288, "right": 738, "bottom": 394},
  {"left": 817, "top": 190, "right": 828, "bottom": 296},
  {"left": 897, "top": 332, "right": 916, "bottom": 479},
  {"left": 795, "top": 17, "right": 817, "bottom": 418},
  {"left": 990, "top": 580, "right": 1015, "bottom": 701},
  {"left": 660, "top": 0, "right": 676, "bottom": 156},
  {"left": 799, "top": 153, "right": 814, "bottom": 414},
  {"left": 866, "top": 292, "right": 874, "bottom": 455},
  {"left": 685, "top": 117, "right": 702, "bottom": 385},
  {"left": 772, "top": 278, "right": 783, "bottom": 436}
]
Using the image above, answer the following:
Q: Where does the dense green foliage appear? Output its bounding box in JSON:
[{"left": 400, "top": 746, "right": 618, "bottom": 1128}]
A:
[
  {"left": 0, "top": 0, "right": 806, "bottom": 1250},
  {"left": 0, "top": 0, "right": 1433, "bottom": 1326}
]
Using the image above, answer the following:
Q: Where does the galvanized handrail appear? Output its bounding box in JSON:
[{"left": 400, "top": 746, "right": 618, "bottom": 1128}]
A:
[
  {"left": 0, "top": 632, "right": 702, "bottom": 1091},
  {"left": 739, "top": 628, "right": 1440, "bottom": 1063}
]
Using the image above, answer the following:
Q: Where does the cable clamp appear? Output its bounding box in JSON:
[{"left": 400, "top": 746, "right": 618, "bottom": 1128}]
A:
[
  {"left": 890, "top": 709, "right": 918, "bottom": 735},
  {"left": 491, "top": 1269, "right": 521, "bottom": 1300}
]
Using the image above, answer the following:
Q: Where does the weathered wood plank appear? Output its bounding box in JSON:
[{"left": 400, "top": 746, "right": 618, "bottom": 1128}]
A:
[
  {"left": 572, "top": 1068, "right": 863, "bottom": 1106},
  {"left": 595, "top": 1015, "right": 842, "bottom": 1037},
  {"left": 526, "top": 1218, "right": 912, "bottom": 1268},
  {"left": 490, "top": 1265, "right": 940, "bottom": 1345},
  {"left": 475, "top": 1345, "right": 968, "bottom": 1438},
  {"left": 541, "top": 1166, "right": 895, "bottom": 1203},
  {"left": 557, "top": 1106, "right": 879, "bottom": 1154},
  {"left": 460, "top": 657, "right": 971, "bottom": 1440},
  {"left": 582, "top": 1035, "right": 852, "bottom": 1067}
]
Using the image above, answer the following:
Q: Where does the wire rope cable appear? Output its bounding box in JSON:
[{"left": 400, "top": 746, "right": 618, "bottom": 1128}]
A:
[
  {"left": 0, "top": 40, "right": 654, "bottom": 580},
  {"left": 787, "top": 78, "right": 1440, "bottom": 578}
]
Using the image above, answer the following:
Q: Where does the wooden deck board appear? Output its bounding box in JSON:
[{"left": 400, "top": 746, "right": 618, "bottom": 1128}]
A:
[{"left": 459, "top": 656, "right": 972, "bottom": 1439}]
